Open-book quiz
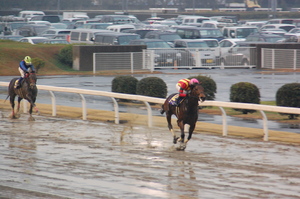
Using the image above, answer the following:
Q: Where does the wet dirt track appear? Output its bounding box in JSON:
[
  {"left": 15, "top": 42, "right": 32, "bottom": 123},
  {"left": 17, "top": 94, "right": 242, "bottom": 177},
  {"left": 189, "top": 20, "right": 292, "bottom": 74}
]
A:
[{"left": 1, "top": 112, "right": 300, "bottom": 199}]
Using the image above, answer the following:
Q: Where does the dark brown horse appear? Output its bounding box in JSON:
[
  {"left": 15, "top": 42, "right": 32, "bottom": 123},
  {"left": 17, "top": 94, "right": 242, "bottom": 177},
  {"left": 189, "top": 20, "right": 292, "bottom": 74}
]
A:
[
  {"left": 7, "top": 71, "right": 38, "bottom": 121},
  {"left": 160, "top": 83, "right": 206, "bottom": 150}
]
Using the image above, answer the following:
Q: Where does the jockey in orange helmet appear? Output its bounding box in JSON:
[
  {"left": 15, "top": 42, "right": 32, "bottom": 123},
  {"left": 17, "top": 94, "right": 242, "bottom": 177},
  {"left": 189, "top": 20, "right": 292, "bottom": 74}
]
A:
[{"left": 174, "top": 78, "right": 199, "bottom": 106}]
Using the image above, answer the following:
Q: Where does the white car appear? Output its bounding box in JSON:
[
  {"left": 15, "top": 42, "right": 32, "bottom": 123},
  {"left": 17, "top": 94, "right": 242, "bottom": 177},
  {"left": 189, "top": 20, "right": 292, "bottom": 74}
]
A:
[
  {"left": 18, "top": 36, "right": 49, "bottom": 44},
  {"left": 219, "top": 38, "right": 246, "bottom": 57}
]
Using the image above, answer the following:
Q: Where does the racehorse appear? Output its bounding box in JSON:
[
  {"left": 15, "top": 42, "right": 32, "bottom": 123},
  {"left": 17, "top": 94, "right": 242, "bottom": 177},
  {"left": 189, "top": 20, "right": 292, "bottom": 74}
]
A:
[
  {"left": 160, "top": 83, "right": 206, "bottom": 150},
  {"left": 7, "top": 71, "right": 38, "bottom": 121}
]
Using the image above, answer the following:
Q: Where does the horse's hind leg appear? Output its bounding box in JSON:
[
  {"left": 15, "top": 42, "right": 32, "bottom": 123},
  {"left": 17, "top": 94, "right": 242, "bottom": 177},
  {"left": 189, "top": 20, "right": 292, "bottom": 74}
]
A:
[
  {"left": 166, "top": 112, "right": 178, "bottom": 144},
  {"left": 16, "top": 97, "right": 22, "bottom": 113}
]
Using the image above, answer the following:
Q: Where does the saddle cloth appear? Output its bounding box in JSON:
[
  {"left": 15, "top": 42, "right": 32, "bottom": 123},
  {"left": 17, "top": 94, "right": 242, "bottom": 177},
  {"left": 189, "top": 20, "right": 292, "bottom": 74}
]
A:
[{"left": 169, "top": 94, "right": 184, "bottom": 106}]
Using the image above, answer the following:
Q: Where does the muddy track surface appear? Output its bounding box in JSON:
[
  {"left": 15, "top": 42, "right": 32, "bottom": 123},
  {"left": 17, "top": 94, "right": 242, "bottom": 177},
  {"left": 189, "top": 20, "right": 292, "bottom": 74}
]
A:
[{"left": 1, "top": 112, "right": 300, "bottom": 199}]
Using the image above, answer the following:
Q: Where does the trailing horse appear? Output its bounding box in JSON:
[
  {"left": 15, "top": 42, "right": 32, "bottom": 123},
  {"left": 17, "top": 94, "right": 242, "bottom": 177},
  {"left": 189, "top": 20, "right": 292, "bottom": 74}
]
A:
[
  {"left": 160, "top": 83, "right": 206, "bottom": 150},
  {"left": 7, "top": 72, "right": 38, "bottom": 121}
]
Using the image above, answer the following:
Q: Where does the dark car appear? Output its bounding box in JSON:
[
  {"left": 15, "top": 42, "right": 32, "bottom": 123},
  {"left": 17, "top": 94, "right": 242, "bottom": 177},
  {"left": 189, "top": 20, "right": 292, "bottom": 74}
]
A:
[
  {"left": 144, "top": 31, "right": 181, "bottom": 47},
  {"left": 30, "top": 15, "right": 61, "bottom": 23},
  {"left": 129, "top": 39, "right": 194, "bottom": 67},
  {"left": 245, "top": 33, "right": 284, "bottom": 43},
  {"left": 122, "top": 29, "right": 155, "bottom": 39}
]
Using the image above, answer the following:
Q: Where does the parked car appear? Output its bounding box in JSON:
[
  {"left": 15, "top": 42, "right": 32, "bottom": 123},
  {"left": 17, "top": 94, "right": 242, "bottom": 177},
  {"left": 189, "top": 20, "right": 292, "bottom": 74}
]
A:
[
  {"left": 129, "top": 39, "right": 194, "bottom": 67},
  {"left": 144, "top": 31, "right": 181, "bottom": 47},
  {"left": 92, "top": 32, "right": 140, "bottom": 45},
  {"left": 176, "top": 27, "right": 224, "bottom": 41},
  {"left": 174, "top": 39, "right": 216, "bottom": 66},
  {"left": 245, "top": 33, "right": 284, "bottom": 43},
  {"left": 81, "top": 23, "right": 112, "bottom": 30},
  {"left": 219, "top": 38, "right": 246, "bottom": 63},
  {"left": 106, "top": 24, "right": 136, "bottom": 32},
  {"left": 122, "top": 29, "right": 155, "bottom": 39},
  {"left": 0, "top": 35, "right": 24, "bottom": 41},
  {"left": 181, "top": 16, "right": 210, "bottom": 26},
  {"left": 41, "top": 29, "right": 71, "bottom": 39},
  {"left": 260, "top": 24, "right": 296, "bottom": 33},
  {"left": 69, "top": 29, "right": 113, "bottom": 44},
  {"left": 18, "top": 36, "right": 49, "bottom": 44},
  {"left": 30, "top": 15, "right": 61, "bottom": 23},
  {"left": 219, "top": 41, "right": 255, "bottom": 67},
  {"left": 222, "top": 26, "right": 258, "bottom": 39},
  {"left": 16, "top": 24, "right": 50, "bottom": 37},
  {"left": 43, "top": 39, "right": 70, "bottom": 44}
]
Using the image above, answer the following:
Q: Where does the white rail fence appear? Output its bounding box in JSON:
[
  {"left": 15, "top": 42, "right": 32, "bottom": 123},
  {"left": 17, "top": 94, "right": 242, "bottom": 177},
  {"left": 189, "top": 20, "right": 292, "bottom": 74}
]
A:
[
  {"left": 1, "top": 82, "right": 300, "bottom": 141},
  {"left": 262, "top": 48, "right": 300, "bottom": 70}
]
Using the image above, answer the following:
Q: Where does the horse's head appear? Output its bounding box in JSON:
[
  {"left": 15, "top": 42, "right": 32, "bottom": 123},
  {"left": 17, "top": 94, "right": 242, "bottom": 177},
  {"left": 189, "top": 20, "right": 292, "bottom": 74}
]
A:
[
  {"left": 25, "top": 71, "right": 37, "bottom": 89},
  {"left": 190, "top": 83, "right": 206, "bottom": 102}
]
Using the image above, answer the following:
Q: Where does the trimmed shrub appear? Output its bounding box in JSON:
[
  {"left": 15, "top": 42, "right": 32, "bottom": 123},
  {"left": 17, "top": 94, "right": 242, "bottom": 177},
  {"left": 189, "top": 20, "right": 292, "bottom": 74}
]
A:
[
  {"left": 57, "top": 44, "right": 73, "bottom": 67},
  {"left": 136, "top": 77, "right": 167, "bottom": 98},
  {"left": 189, "top": 75, "right": 217, "bottom": 100},
  {"left": 32, "top": 57, "right": 45, "bottom": 73},
  {"left": 230, "top": 82, "right": 260, "bottom": 114},
  {"left": 111, "top": 76, "right": 138, "bottom": 94},
  {"left": 276, "top": 83, "right": 300, "bottom": 119}
]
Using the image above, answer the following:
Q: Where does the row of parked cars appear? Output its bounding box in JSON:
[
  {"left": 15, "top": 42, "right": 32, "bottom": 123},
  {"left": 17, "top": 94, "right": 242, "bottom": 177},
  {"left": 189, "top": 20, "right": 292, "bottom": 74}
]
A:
[{"left": 2, "top": 12, "right": 300, "bottom": 67}]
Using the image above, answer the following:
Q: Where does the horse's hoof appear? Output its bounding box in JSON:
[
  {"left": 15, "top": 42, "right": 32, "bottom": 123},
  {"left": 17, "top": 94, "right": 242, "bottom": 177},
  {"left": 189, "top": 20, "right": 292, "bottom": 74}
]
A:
[
  {"left": 28, "top": 117, "right": 35, "bottom": 121},
  {"left": 9, "top": 115, "right": 17, "bottom": 119},
  {"left": 173, "top": 137, "right": 179, "bottom": 144},
  {"left": 176, "top": 143, "right": 186, "bottom": 151}
]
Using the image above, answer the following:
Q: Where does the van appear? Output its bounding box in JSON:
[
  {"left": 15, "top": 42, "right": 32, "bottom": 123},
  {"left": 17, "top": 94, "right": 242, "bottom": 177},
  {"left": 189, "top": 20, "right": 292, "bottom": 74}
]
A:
[
  {"left": 181, "top": 16, "right": 210, "bottom": 26},
  {"left": 69, "top": 29, "right": 113, "bottom": 44},
  {"left": 176, "top": 27, "right": 224, "bottom": 41},
  {"left": 17, "top": 10, "right": 45, "bottom": 21},
  {"left": 92, "top": 32, "right": 140, "bottom": 45},
  {"left": 106, "top": 24, "right": 136, "bottom": 32},
  {"left": 222, "top": 26, "right": 258, "bottom": 39}
]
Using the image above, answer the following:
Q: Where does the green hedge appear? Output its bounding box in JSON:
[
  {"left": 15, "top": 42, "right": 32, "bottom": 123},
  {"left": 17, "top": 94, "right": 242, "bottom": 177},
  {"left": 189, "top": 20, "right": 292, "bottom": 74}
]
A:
[
  {"left": 111, "top": 76, "right": 138, "bottom": 94},
  {"left": 276, "top": 83, "right": 300, "bottom": 119},
  {"left": 136, "top": 77, "right": 167, "bottom": 98},
  {"left": 230, "top": 82, "right": 260, "bottom": 114}
]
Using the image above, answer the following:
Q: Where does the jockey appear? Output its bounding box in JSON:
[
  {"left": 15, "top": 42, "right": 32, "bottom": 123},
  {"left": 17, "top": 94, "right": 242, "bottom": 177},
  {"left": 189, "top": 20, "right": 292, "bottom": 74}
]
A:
[
  {"left": 16, "top": 56, "right": 35, "bottom": 88},
  {"left": 174, "top": 78, "right": 199, "bottom": 106}
]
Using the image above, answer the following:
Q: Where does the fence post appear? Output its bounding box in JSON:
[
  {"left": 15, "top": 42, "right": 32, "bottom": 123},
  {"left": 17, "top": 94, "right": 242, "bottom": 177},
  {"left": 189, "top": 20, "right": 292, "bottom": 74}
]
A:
[
  {"left": 294, "top": 49, "right": 297, "bottom": 70},
  {"left": 219, "top": 107, "right": 228, "bottom": 136},
  {"left": 111, "top": 97, "right": 119, "bottom": 124},
  {"left": 130, "top": 52, "right": 134, "bottom": 74},
  {"left": 79, "top": 94, "right": 87, "bottom": 120},
  {"left": 260, "top": 110, "right": 269, "bottom": 141},
  {"left": 93, "top": 53, "right": 96, "bottom": 74},
  {"left": 271, "top": 49, "right": 275, "bottom": 69},
  {"left": 143, "top": 101, "right": 152, "bottom": 127},
  {"left": 49, "top": 91, "right": 56, "bottom": 116},
  {"left": 261, "top": 48, "right": 265, "bottom": 68}
]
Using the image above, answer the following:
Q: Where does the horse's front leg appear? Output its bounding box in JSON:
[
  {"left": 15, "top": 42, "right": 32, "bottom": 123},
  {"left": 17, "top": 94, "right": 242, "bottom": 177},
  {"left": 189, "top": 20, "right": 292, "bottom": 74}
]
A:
[
  {"left": 9, "top": 96, "right": 17, "bottom": 119},
  {"left": 28, "top": 103, "right": 35, "bottom": 121},
  {"left": 185, "top": 123, "right": 196, "bottom": 144},
  {"left": 176, "top": 124, "right": 190, "bottom": 151}
]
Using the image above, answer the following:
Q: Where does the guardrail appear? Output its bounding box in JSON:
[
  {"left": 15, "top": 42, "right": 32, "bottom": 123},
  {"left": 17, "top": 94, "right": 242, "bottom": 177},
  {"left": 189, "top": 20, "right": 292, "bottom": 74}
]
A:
[{"left": 1, "top": 82, "right": 300, "bottom": 141}]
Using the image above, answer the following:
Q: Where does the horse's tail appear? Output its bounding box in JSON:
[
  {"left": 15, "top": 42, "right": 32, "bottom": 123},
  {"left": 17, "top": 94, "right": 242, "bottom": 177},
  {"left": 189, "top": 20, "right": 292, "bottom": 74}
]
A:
[{"left": 4, "top": 95, "right": 9, "bottom": 103}]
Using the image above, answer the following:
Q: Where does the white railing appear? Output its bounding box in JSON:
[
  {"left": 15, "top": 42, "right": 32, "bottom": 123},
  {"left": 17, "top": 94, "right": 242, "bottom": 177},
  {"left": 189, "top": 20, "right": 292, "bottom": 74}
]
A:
[
  {"left": 262, "top": 48, "right": 300, "bottom": 70},
  {"left": 1, "top": 81, "right": 300, "bottom": 142}
]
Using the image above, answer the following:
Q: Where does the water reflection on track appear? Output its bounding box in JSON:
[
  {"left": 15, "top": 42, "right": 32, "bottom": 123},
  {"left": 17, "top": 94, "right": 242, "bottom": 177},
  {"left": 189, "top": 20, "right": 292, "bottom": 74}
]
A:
[{"left": 1, "top": 112, "right": 300, "bottom": 199}]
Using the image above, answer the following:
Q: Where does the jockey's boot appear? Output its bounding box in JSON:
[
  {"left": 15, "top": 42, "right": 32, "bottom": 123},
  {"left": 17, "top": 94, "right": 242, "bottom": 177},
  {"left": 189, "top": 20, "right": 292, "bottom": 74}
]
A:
[{"left": 15, "top": 77, "right": 23, "bottom": 89}]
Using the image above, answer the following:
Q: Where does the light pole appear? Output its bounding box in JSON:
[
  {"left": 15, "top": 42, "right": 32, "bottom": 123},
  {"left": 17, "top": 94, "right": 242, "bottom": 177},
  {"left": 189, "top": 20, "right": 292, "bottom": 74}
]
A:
[{"left": 57, "top": 0, "right": 60, "bottom": 15}]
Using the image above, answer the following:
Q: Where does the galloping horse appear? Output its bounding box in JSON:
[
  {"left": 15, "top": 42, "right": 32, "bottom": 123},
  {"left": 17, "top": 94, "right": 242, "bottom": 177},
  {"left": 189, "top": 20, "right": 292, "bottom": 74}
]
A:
[
  {"left": 7, "top": 71, "right": 38, "bottom": 121},
  {"left": 160, "top": 83, "right": 206, "bottom": 150}
]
